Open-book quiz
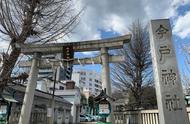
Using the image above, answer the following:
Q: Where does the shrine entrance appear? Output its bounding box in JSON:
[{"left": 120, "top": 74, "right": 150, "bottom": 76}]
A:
[{"left": 17, "top": 35, "right": 131, "bottom": 124}]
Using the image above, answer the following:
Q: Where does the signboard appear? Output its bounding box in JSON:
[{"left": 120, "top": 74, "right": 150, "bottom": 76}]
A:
[
  {"left": 47, "top": 108, "right": 52, "bottom": 117},
  {"left": 0, "top": 105, "right": 7, "bottom": 124},
  {"left": 0, "top": 106, "right": 7, "bottom": 114},
  {"left": 63, "top": 45, "right": 74, "bottom": 60},
  {"left": 62, "top": 45, "right": 74, "bottom": 68},
  {"left": 97, "top": 99, "right": 111, "bottom": 117},
  {"left": 99, "top": 104, "right": 110, "bottom": 114},
  {"left": 149, "top": 19, "right": 189, "bottom": 124}
]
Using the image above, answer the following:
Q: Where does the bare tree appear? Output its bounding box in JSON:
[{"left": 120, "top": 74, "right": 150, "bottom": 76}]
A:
[
  {"left": 181, "top": 43, "right": 190, "bottom": 94},
  {"left": 88, "top": 95, "right": 95, "bottom": 115},
  {"left": 0, "top": 0, "right": 81, "bottom": 93},
  {"left": 181, "top": 43, "right": 190, "bottom": 73},
  {"left": 112, "top": 21, "right": 153, "bottom": 108}
]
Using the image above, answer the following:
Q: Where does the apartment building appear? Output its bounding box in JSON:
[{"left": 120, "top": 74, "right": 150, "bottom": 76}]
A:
[{"left": 72, "top": 68, "right": 102, "bottom": 97}]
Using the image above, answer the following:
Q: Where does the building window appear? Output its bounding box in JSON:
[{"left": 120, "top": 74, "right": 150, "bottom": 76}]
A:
[
  {"left": 89, "top": 83, "right": 92, "bottom": 86},
  {"left": 95, "top": 79, "right": 99, "bottom": 83},
  {"left": 81, "top": 77, "right": 86, "bottom": 80},
  {"left": 95, "top": 88, "right": 99, "bottom": 92},
  {"left": 95, "top": 84, "right": 99, "bottom": 88},
  {"left": 89, "top": 78, "right": 92, "bottom": 81},
  {"left": 80, "top": 87, "right": 83, "bottom": 91},
  {"left": 80, "top": 72, "right": 86, "bottom": 75},
  {"left": 59, "top": 86, "right": 64, "bottom": 90},
  {"left": 49, "top": 87, "right": 58, "bottom": 91}
]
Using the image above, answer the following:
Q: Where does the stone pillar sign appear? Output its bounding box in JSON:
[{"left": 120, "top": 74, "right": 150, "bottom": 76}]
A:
[
  {"left": 149, "top": 19, "right": 189, "bottom": 124},
  {"left": 150, "top": 19, "right": 189, "bottom": 124}
]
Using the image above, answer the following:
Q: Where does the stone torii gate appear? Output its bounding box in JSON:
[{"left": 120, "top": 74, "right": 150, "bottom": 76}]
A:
[{"left": 17, "top": 34, "right": 131, "bottom": 124}]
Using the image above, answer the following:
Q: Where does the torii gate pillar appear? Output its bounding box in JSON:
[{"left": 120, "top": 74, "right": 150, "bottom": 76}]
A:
[
  {"left": 101, "top": 47, "right": 113, "bottom": 123},
  {"left": 18, "top": 53, "right": 41, "bottom": 124}
]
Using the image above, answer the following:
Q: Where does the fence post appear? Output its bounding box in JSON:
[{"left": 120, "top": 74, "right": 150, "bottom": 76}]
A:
[{"left": 138, "top": 111, "right": 142, "bottom": 124}]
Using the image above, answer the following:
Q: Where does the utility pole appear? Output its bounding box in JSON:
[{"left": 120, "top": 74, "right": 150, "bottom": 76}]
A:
[{"left": 47, "top": 68, "right": 57, "bottom": 124}]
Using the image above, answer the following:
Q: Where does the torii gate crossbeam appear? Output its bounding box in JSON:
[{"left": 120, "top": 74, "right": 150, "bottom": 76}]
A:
[{"left": 16, "top": 35, "right": 131, "bottom": 54}]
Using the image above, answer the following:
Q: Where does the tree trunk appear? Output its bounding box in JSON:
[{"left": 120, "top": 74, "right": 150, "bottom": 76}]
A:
[
  {"left": 134, "top": 92, "right": 142, "bottom": 108},
  {"left": 0, "top": 48, "right": 21, "bottom": 93}
]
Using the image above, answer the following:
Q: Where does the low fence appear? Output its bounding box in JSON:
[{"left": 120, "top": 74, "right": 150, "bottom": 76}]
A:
[
  {"left": 114, "top": 107, "right": 190, "bottom": 124},
  {"left": 140, "top": 110, "right": 159, "bottom": 124}
]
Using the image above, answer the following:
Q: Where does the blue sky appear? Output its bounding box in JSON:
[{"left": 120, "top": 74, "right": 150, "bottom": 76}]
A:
[
  {"left": 69, "top": 0, "right": 190, "bottom": 82},
  {"left": 73, "top": 30, "right": 120, "bottom": 72},
  {"left": 177, "top": 4, "right": 190, "bottom": 16}
]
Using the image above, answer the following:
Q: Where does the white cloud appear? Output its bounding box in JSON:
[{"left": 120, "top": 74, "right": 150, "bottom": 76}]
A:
[
  {"left": 143, "top": 0, "right": 176, "bottom": 19},
  {"left": 172, "top": 0, "right": 190, "bottom": 7},
  {"left": 0, "top": 41, "right": 9, "bottom": 52},
  {"left": 63, "top": 0, "right": 190, "bottom": 56},
  {"left": 81, "top": 51, "right": 99, "bottom": 56},
  {"left": 173, "top": 11, "right": 190, "bottom": 38},
  {"left": 103, "top": 14, "right": 128, "bottom": 34},
  {"left": 68, "top": 0, "right": 190, "bottom": 44}
]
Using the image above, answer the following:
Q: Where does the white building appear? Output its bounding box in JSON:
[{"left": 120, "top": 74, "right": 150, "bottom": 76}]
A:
[
  {"left": 54, "top": 81, "right": 81, "bottom": 123},
  {"left": 20, "top": 54, "right": 80, "bottom": 123},
  {"left": 72, "top": 68, "right": 102, "bottom": 97}
]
